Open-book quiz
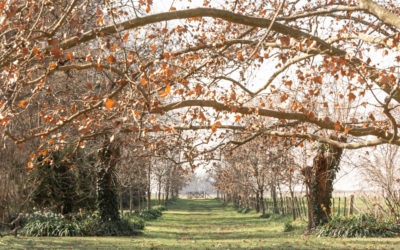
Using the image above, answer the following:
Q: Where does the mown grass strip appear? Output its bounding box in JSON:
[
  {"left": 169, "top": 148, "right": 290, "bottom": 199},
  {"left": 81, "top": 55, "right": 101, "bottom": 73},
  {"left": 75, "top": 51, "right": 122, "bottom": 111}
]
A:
[{"left": 0, "top": 199, "right": 399, "bottom": 249}]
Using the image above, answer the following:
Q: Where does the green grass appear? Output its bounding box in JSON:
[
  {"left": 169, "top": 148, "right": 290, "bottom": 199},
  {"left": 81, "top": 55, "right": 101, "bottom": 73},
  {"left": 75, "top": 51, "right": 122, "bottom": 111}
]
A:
[{"left": 1, "top": 199, "right": 399, "bottom": 249}]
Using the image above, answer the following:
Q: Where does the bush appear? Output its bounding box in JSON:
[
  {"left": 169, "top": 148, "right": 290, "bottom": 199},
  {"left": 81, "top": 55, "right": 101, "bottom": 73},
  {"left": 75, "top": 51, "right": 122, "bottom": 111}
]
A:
[
  {"left": 316, "top": 214, "right": 400, "bottom": 238},
  {"left": 121, "top": 213, "right": 145, "bottom": 230},
  {"left": 283, "top": 221, "right": 294, "bottom": 232},
  {"left": 153, "top": 205, "right": 167, "bottom": 211},
  {"left": 128, "top": 216, "right": 145, "bottom": 230},
  {"left": 74, "top": 212, "right": 143, "bottom": 236},
  {"left": 20, "top": 210, "right": 143, "bottom": 237},
  {"left": 21, "top": 211, "right": 83, "bottom": 237},
  {"left": 82, "top": 218, "right": 141, "bottom": 236},
  {"left": 237, "top": 207, "right": 250, "bottom": 214},
  {"left": 135, "top": 208, "right": 162, "bottom": 221},
  {"left": 260, "top": 213, "right": 272, "bottom": 219}
]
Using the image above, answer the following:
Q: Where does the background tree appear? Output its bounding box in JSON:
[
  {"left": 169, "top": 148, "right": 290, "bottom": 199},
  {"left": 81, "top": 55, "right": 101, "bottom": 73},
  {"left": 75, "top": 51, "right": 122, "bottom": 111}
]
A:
[
  {"left": 358, "top": 145, "right": 400, "bottom": 222},
  {"left": 30, "top": 146, "right": 97, "bottom": 214}
]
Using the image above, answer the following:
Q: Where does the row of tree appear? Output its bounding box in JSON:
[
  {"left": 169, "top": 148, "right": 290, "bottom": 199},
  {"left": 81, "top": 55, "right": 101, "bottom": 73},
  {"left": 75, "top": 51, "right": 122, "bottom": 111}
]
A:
[
  {"left": 0, "top": 0, "right": 399, "bottom": 232},
  {"left": 0, "top": 135, "right": 190, "bottom": 224},
  {"left": 213, "top": 134, "right": 400, "bottom": 231},
  {"left": 212, "top": 133, "right": 344, "bottom": 231}
]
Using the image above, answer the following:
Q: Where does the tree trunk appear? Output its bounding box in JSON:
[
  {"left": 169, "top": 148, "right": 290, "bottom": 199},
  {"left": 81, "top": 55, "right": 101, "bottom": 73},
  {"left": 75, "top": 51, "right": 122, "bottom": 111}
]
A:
[
  {"left": 97, "top": 166, "right": 119, "bottom": 222},
  {"left": 147, "top": 186, "right": 151, "bottom": 209},
  {"left": 138, "top": 187, "right": 142, "bottom": 211},
  {"left": 165, "top": 183, "right": 170, "bottom": 202},
  {"left": 157, "top": 176, "right": 162, "bottom": 204},
  {"left": 255, "top": 191, "right": 260, "bottom": 213},
  {"left": 97, "top": 138, "right": 120, "bottom": 222},
  {"left": 289, "top": 176, "right": 296, "bottom": 220},
  {"left": 270, "top": 182, "right": 279, "bottom": 214},
  {"left": 277, "top": 183, "right": 284, "bottom": 215},
  {"left": 302, "top": 136, "right": 345, "bottom": 231},
  {"left": 260, "top": 189, "right": 265, "bottom": 215},
  {"left": 119, "top": 190, "right": 123, "bottom": 216},
  {"left": 129, "top": 186, "right": 133, "bottom": 212},
  {"left": 147, "top": 162, "right": 151, "bottom": 210}
]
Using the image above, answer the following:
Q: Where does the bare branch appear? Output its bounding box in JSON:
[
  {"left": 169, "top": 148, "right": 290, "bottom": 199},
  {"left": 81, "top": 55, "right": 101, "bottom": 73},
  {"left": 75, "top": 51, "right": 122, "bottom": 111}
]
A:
[{"left": 253, "top": 53, "right": 315, "bottom": 96}]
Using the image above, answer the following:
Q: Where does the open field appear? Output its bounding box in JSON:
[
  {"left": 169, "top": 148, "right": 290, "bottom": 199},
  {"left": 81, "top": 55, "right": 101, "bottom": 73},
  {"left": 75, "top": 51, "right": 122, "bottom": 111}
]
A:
[{"left": 1, "top": 199, "right": 399, "bottom": 249}]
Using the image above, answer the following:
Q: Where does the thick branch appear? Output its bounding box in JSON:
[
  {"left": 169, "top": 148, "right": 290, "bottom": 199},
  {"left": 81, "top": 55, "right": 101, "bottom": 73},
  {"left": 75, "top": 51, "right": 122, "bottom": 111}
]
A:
[
  {"left": 358, "top": 0, "right": 400, "bottom": 30},
  {"left": 151, "top": 99, "right": 392, "bottom": 139},
  {"left": 277, "top": 6, "right": 363, "bottom": 21},
  {"left": 262, "top": 131, "right": 387, "bottom": 149},
  {"left": 328, "top": 34, "right": 400, "bottom": 51},
  {"left": 60, "top": 8, "right": 344, "bottom": 57},
  {"left": 56, "top": 7, "right": 399, "bottom": 103}
]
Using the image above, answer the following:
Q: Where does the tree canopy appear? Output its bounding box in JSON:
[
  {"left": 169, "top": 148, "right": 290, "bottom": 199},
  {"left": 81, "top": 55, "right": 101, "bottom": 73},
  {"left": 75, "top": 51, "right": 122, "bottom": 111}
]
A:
[{"left": 1, "top": 0, "right": 400, "bottom": 158}]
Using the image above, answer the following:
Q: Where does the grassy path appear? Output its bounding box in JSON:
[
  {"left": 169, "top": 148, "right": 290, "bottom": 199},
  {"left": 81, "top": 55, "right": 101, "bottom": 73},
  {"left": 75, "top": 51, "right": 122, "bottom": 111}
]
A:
[{"left": 1, "top": 199, "right": 399, "bottom": 249}]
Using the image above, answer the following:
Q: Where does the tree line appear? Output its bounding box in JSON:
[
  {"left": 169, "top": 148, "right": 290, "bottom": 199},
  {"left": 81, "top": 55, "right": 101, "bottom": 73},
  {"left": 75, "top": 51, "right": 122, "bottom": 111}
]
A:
[{"left": 0, "top": 0, "right": 399, "bottom": 232}]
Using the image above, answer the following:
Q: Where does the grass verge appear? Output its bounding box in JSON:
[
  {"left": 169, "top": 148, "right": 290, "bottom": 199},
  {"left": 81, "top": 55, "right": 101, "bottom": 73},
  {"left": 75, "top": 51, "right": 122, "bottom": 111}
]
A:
[{"left": 0, "top": 199, "right": 399, "bottom": 249}]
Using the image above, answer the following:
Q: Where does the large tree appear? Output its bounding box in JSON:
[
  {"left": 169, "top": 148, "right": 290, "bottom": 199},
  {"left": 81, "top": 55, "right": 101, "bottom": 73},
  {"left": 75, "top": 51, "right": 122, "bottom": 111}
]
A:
[
  {"left": 0, "top": 0, "right": 398, "bottom": 147},
  {"left": 1, "top": 0, "right": 400, "bottom": 226}
]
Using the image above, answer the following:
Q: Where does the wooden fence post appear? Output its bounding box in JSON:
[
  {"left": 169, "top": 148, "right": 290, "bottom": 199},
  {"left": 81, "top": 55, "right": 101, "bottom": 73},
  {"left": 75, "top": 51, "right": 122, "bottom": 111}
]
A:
[
  {"left": 348, "top": 195, "right": 354, "bottom": 216},
  {"left": 285, "top": 197, "right": 289, "bottom": 215},
  {"left": 291, "top": 197, "right": 296, "bottom": 220},
  {"left": 295, "top": 197, "right": 301, "bottom": 219},
  {"left": 301, "top": 197, "right": 307, "bottom": 218},
  {"left": 343, "top": 196, "right": 347, "bottom": 216}
]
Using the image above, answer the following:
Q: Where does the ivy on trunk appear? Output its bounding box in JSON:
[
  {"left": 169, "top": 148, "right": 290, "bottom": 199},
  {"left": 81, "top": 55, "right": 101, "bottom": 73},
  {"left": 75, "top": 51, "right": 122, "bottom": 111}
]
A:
[
  {"left": 97, "top": 138, "right": 120, "bottom": 222},
  {"left": 302, "top": 135, "right": 345, "bottom": 231}
]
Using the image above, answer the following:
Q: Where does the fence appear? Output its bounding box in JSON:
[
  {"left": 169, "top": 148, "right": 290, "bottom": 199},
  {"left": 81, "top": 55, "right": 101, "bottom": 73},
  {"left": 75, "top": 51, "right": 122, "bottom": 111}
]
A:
[
  {"left": 246, "top": 194, "right": 360, "bottom": 220},
  {"left": 186, "top": 191, "right": 210, "bottom": 199},
  {"left": 261, "top": 196, "right": 308, "bottom": 219}
]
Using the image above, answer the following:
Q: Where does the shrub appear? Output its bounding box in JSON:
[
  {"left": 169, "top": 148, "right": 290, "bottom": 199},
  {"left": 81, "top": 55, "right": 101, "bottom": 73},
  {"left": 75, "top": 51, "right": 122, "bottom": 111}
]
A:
[
  {"left": 20, "top": 210, "right": 143, "bottom": 237},
  {"left": 260, "top": 213, "right": 272, "bottom": 219},
  {"left": 83, "top": 218, "right": 141, "bottom": 236},
  {"left": 21, "top": 211, "right": 83, "bottom": 237},
  {"left": 121, "top": 213, "right": 145, "bottom": 230},
  {"left": 128, "top": 216, "right": 145, "bottom": 230},
  {"left": 77, "top": 212, "right": 143, "bottom": 236},
  {"left": 135, "top": 208, "right": 162, "bottom": 221},
  {"left": 237, "top": 207, "right": 250, "bottom": 214},
  {"left": 316, "top": 214, "right": 400, "bottom": 238},
  {"left": 153, "top": 205, "right": 167, "bottom": 211},
  {"left": 283, "top": 221, "right": 294, "bottom": 232}
]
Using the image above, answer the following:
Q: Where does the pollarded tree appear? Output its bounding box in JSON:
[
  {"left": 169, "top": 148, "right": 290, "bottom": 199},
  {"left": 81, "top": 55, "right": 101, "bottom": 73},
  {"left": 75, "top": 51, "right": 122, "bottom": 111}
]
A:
[
  {"left": 301, "top": 135, "right": 346, "bottom": 230},
  {"left": 97, "top": 136, "right": 121, "bottom": 222}
]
